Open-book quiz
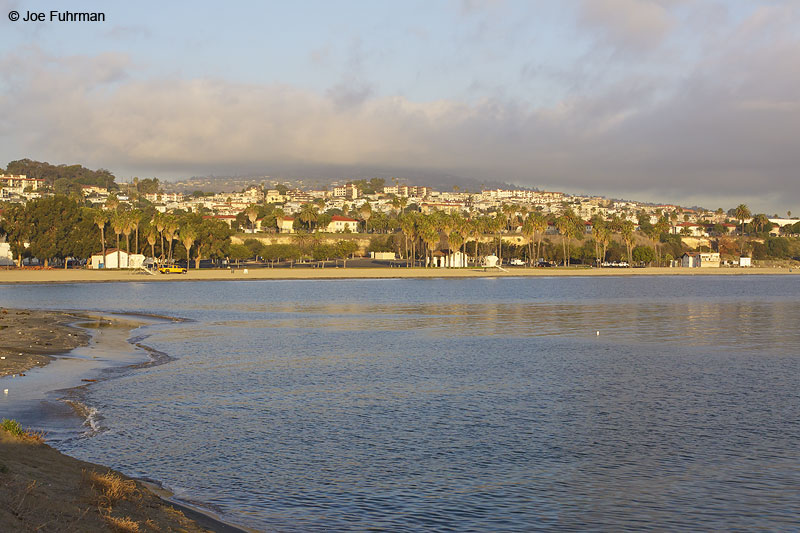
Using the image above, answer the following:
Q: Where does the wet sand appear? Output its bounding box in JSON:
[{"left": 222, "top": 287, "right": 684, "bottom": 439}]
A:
[
  {"left": 0, "top": 308, "right": 90, "bottom": 377},
  {"left": 0, "top": 265, "right": 798, "bottom": 284},
  {"left": 0, "top": 310, "right": 252, "bottom": 532}
]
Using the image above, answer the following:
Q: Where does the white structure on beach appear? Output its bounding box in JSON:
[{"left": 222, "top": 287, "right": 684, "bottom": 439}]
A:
[
  {"left": 370, "top": 251, "right": 397, "bottom": 260},
  {"left": 0, "top": 242, "right": 14, "bottom": 266},
  {"left": 482, "top": 254, "right": 500, "bottom": 268},
  {"left": 681, "top": 252, "right": 720, "bottom": 268},
  {"left": 90, "top": 249, "right": 145, "bottom": 269},
  {"left": 428, "top": 250, "right": 468, "bottom": 268}
]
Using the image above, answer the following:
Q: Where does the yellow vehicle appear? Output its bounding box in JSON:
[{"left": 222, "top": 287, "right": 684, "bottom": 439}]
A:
[{"left": 158, "top": 265, "right": 187, "bottom": 274}]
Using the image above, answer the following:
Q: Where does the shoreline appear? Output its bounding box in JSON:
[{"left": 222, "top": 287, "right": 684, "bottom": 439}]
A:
[
  {"left": 0, "top": 265, "right": 798, "bottom": 284},
  {"left": 0, "top": 309, "right": 253, "bottom": 533},
  {"left": 0, "top": 309, "right": 91, "bottom": 377}
]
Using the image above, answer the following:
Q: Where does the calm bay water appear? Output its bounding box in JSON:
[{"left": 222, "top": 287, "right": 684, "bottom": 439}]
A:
[{"left": 1, "top": 276, "right": 799, "bottom": 531}]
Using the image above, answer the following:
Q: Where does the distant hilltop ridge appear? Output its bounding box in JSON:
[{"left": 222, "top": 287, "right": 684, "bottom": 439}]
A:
[{"left": 171, "top": 168, "right": 525, "bottom": 195}]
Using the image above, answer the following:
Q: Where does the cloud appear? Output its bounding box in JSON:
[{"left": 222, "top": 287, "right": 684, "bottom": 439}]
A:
[
  {"left": 104, "top": 25, "right": 152, "bottom": 41},
  {"left": 2, "top": 4, "right": 800, "bottom": 214},
  {"left": 459, "top": 0, "right": 504, "bottom": 16},
  {"left": 578, "top": 0, "right": 675, "bottom": 52},
  {"left": 326, "top": 80, "right": 375, "bottom": 110}
]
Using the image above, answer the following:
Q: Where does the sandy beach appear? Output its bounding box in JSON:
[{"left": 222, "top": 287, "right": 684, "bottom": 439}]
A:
[
  {"left": 0, "top": 309, "right": 250, "bottom": 532},
  {"left": 0, "top": 427, "right": 217, "bottom": 532},
  {"left": 0, "top": 309, "right": 90, "bottom": 378},
  {"left": 0, "top": 265, "right": 798, "bottom": 284}
]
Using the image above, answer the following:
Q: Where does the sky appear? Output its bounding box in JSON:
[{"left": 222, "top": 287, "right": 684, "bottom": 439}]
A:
[{"left": 0, "top": 0, "right": 798, "bottom": 213}]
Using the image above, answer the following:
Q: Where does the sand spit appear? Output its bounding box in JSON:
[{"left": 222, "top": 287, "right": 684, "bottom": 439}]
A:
[
  {"left": 0, "top": 266, "right": 798, "bottom": 284},
  {"left": 0, "top": 309, "right": 90, "bottom": 378}
]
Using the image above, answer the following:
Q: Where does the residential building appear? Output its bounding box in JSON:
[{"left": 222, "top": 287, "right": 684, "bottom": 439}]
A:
[
  {"left": 277, "top": 217, "right": 295, "bottom": 233},
  {"left": 333, "top": 183, "right": 358, "bottom": 200},
  {"left": 326, "top": 215, "right": 359, "bottom": 233}
]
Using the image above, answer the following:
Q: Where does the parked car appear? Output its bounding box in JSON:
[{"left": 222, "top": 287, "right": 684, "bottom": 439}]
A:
[
  {"left": 509, "top": 258, "right": 525, "bottom": 266},
  {"left": 159, "top": 265, "right": 188, "bottom": 274}
]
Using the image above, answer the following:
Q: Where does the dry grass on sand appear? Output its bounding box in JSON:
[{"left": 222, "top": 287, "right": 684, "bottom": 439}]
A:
[{"left": 0, "top": 425, "right": 211, "bottom": 532}]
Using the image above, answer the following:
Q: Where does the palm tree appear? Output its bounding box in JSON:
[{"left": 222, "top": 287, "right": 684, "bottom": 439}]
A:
[
  {"left": 359, "top": 202, "right": 372, "bottom": 233},
  {"left": 180, "top": 226, "right": 198, "bottom": 268},
  {"left": 154, "top": 213, "right": 166, "bottom": 260},
  {"left": 501, "top": 203, "right": 516, "bottom": 232},
  {"left": 165, "top": 218, "right": 179, "bottom": 261},
  {"left": 555, "top": 215, "right": 571, "bottom": 266},
  {"left": 594, "top": 220, "right": 611, "bottom": 266},
  {"left": 105, "top": 194, "right": 119, "bottom": 212},
  {"left": 469, "top": 216, "right": 486, "bottom": 266},
  {"left": 298, "top": 203, "right": 318, "bottom": 232},
  {"left": 752, "top": 213, "right": 770, "bottom": 234},
  {"left": 528, "top": 211, "right": 547, "bottom": 264},
  {"left": 111, "top": 211, "right": 125, "bottom": 268},
  {"left": 122, "top": 212, "right": 134, "bottom": 257},
  {"left": 590, "top": 216, "right": 605, "bottom": 265},
  {"left": 441, "top": 213, "right": 465, "bottom": 266},
  {"left": 399, "top": 213, "right": 416, "bottom": 267},
  {"left": 735, "top": 203, "right": 751, "bottom": 255},
  {"left": 418, "top": 215, "right": 440, "bottom": 267},
  {"left": 246, "top": 204, "right": 260, "bottom": 233},
  {"left": 490, "top": 214, "right": 505, "bottom": 263},
  {"left": 146, "top": 227, "right": 157, "bottom": 262},
  {"left": 92, "top": 209, "right": 108, "bottom": 267},
  {"left": 621, "top": 220, "right": 635, "bottom": 266},
  {"left": 521, "top": 215, "right": 536, "bottom": 264},
  {"left": 735, "top": 204, "right": 751, "bottom": 236},
  {"left": 130, "top": 210, "right": 143, "bottom": 254}
]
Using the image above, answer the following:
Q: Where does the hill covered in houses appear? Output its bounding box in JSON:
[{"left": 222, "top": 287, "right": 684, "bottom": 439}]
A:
[{"left": 1, "top": 158, "right": 799, "bottom": 270}]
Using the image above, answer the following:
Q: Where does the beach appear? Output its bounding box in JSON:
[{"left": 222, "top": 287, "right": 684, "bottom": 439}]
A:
[
  {"left": 0, "top": 308, "right": 90, "bottom": 377},
  {"left": 0, "top": 265, "right": 798, "bottom": 284},
  {"left": 0, "top": 427, "right": 211, "bottom": 531},
  {"left": 0, "top": 308, "right": 250, "bottom": 532}
]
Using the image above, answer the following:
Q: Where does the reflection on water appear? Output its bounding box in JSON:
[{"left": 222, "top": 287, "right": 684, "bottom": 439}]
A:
[
  {"left": 1, "top": 276, "right": 799, "bottom": 531},
  {"left": 209, "top": 299, "right": 800, "bottom": 354}
]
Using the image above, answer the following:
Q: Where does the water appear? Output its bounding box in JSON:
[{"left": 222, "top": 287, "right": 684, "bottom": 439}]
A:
[{"left": 1, "top": 276, "right": 799, "bottom": 531}]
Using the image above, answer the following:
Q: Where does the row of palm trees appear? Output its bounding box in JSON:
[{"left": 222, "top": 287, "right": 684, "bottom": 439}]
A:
[
  {"left": 91, "top": 200, "right": 762, "bottom": 269},
  {"left": 388, "top": 208, "right": 645, "bottom": 267},
  {"left": 91, "top": 206, "right": 208, "bottom": 268}
]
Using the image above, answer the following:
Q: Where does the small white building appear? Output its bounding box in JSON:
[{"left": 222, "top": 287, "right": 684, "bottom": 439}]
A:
[
  {"left": 276, "top": 217, "right": 295, "bottom": 234},
  {"left": 0, "top": 242, "right": 14, "bottom": 266},
  {"left": 90, "top": 249, "right": 145, "bottom": 269},
  {"left": 429, "top": 250, "right": 469, "bottom": 268},
  {"left": 326, "top": 215, "right": 359, "bottom": 233},
  {"left": 370, "top": 251, "right": 396, "bottom": 260},
  {"left": 681, "top": 252, "right": 720, "bottom": 268},
  {"left": 483, "top": 255, "right": 500, "bottom": 268},
  {"left": 738, "top": 256, "right": 752, "bottom": 267}
]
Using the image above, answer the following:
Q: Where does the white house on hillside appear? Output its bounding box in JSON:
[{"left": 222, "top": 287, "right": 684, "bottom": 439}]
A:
[
  {"left": 326, "top": 215, "right": 359, "bottom": 233},
  {"left": 276, "top": 217, "right": 295, "bottom": 233}
]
